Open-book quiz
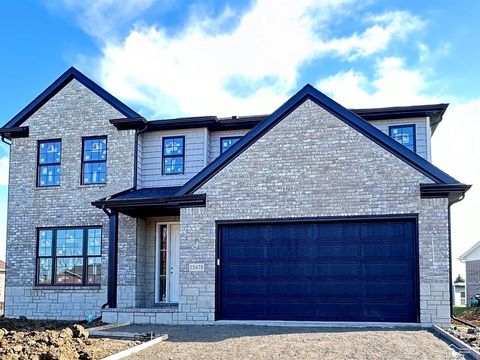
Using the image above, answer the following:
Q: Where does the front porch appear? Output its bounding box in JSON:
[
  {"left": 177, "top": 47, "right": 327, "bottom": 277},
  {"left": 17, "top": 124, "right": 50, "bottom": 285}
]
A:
[{"left": 92, "top": 187, "right": 207, "bottom": 324}]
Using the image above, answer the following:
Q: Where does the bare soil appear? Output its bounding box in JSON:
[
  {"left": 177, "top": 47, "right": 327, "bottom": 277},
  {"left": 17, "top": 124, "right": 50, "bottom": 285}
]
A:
[
  {"left": 0, "top": 317, "right": 140, "bottom": 360},
  {"left": 118, "top": 324, "right": 462, "bottom": 360}
]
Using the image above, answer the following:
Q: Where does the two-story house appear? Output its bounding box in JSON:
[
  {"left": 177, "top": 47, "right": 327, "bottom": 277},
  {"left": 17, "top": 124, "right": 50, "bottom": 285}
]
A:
[{"left": 0, "top": 67, "right": 470, "bottom": 327}]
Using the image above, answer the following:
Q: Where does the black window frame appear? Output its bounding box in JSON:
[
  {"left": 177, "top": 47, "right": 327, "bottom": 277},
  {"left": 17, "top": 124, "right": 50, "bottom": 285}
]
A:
[
  {"left": 388, "top": 124, "right": 416, "bottom": 153},
  {"left": 36, "top": 226, "right": 102, "bottom": 287},
  {"left": 81, "top": 136, "right": 108, "bottom": 185},
  {"left": 220, "top": 136, "right": 242, "bottom": 154},
  {"left": 37, "top": 139, "right": 62, "bottom": 187},
  {"left": 162, "top": 135, "right": 185, "bottom": 175}
]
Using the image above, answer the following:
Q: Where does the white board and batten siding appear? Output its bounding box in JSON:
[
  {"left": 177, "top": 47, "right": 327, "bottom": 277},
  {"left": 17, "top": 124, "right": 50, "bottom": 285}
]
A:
[
  {"left": 139, "top": 128, "right": 209, "bottom": 188},
  {"left": 368, "top": 117, "right": 431, "bottom": 161}
]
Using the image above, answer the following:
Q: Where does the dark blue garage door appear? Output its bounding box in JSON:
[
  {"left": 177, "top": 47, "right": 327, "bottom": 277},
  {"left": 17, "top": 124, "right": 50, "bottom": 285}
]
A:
[{"left": 218, "top": 218, "right": 418, "bottom": 322}]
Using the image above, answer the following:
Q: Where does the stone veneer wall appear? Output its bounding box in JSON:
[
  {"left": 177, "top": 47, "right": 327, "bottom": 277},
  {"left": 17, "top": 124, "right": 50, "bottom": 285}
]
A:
[
  {"left": 5, "top": 79, "right": 138, "bottom": 320},
  {"left": 179, "top": 99, "right": 451, "bottom": 326},
  {"left": 466, "top": 260, "right": 480, "bottom": 305}
]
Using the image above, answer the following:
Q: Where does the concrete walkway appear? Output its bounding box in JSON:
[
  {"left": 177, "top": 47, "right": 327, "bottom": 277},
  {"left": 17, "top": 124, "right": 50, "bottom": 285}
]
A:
[{"left": 106, "top": 324, "right": 464, "bottom": 359}]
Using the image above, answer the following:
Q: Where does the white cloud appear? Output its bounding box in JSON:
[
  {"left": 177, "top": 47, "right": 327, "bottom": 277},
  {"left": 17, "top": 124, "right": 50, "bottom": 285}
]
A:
[
  {"left": 318, "top": 57, "right": 437, "bottom": 107},
  {"left": 0, "top": 156, "right": 8, "bottom": 186},
  {"left": 317, "top": 58, "right": 480, "bottom": 279},
  {"left": 46, "top": 0, "right": 156, "bottom": 39},
  {"left": 89, "top": 0, "right": 424, "bottom": 117}
]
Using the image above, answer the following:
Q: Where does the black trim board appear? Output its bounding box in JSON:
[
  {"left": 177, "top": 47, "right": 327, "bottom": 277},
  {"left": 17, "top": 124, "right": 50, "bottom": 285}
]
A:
[
  {"left": 1, "top": 67, "right": 140, "bottom": 130},
  {"left": 214, "top": 214, "right": 420, "bottom": 322},
  {"left": 178, "top": 84, "right": 460, "bottom": 196},
  {"left": 0, "top": 126, "right": 29, "bottom": 139}
]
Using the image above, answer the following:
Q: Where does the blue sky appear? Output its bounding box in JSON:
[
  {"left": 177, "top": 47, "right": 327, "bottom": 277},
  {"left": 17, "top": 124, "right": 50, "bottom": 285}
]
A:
[{"left": 0, "top": 0, "right": 479, "bottom": 277}]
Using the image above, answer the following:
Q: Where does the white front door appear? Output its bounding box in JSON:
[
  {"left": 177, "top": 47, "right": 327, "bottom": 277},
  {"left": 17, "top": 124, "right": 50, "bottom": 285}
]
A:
[{"left": 155, "top": 223, "right": 180, "bottom": 303}]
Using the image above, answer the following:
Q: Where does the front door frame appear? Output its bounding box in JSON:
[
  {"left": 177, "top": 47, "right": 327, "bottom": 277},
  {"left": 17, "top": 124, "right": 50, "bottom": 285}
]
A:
[{"left": 155, "top": 222, "right": 180, "bottom": 304}]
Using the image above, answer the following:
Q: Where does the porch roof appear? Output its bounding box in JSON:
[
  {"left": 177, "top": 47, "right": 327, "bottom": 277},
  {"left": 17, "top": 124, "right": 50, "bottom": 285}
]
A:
[{"left": 92, "top": 186, "right": 206, "bottom": 217}]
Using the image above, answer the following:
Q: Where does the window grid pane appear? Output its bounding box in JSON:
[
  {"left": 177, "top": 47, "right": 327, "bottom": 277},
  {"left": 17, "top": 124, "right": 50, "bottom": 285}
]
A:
[
  {"left": 39, "top": 165, "right": 61, "bottom": 186},
  {"left": 55, "top": 257, "right": 83, "bottom": 285},
  {"left": 389, "top": 125, "right": 415, "bottom": 152},
  {"left": 87, "top": 257, "right": 102, "bottom": 284},
  {"left": 83, "top": 162, "right": 106, "bottom": 184},
  {"left": 87, "top": 228, "right": 102, "bottom": 255},
  {"left": 37, "top": 258, "right": 52, "bottom": 285},
  {"left": 221, "top": 137, "right": 241, "bottom": 153},
  {"left": 39, "top": 141, "right": 61, "bottom": 165},
  {"left": 83, "top": 138, "right": 107, "bottom": 162},
  {"left": 38, "top": 230, "right": 53, "bottom": 257}
]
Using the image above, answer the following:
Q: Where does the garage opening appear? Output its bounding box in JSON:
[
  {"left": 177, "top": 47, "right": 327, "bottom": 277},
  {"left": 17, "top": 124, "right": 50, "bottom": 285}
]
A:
[{"left": 216, "top": 217, "right": 418, "bottom": 323}]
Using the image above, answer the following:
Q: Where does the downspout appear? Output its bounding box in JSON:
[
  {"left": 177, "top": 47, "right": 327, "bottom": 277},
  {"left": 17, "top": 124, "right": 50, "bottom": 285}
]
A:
[
  {"left": 448, "top": 194, "right": 477, "bottom": 328},
  {"left": 0, "top": 135, "right": 10, "bottom": 318},
  {"left": 1, "top": 134, "right": 11, "bottom": 146}
]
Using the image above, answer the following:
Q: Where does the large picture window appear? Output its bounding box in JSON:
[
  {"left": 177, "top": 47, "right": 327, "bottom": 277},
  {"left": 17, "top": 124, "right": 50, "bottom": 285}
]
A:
[
  {"left": 36, "top": 227, "right": 102, "bottom": 286},
  {"left": 37, "top": 140, "right": 62, "bottom": 187},
  {"left": 82, "top": 136, "right": 107, "bottom": 184},
  {"left": 162, "top": 136, "right": 185, "bottom": 175},
  {"left": 389, "top": 124, "right": 416, "bottom": 153}
]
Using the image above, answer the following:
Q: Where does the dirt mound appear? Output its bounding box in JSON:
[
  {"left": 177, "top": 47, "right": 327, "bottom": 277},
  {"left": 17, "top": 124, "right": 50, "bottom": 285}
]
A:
[
  {"left": 0, "top": 324, "right": 93, "bottom": 359},
  {"left": 0, "top": 321, "right": 139, "bottom": 360}
]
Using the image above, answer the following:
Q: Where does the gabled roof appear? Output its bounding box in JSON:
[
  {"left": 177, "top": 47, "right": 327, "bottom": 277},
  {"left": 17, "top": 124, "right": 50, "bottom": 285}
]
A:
[
  {"left": 459, "top": 241, "right": 480, "bottom": 262},
  {"left": 1, "top": 67, "right": 140, "bottom": 129},
  {"left": 177, "top": 84, "right": 460, "bottom": 196}
]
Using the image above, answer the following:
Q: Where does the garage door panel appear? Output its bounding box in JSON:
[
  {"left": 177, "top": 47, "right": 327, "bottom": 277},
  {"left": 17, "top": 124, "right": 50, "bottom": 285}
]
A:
[
  {"left": 314, "top": 282, "right": 362, "bottom": 297},
  {"left": 223, "top": 282, "right": 267, "bottom": 296},
  {"left": 218, "top": 219, "right": 418, "bottom": 323}
]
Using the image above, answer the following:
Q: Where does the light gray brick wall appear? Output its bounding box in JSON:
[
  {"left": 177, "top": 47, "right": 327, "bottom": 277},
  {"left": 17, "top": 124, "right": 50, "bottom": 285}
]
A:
[
  {"left": 179, "top": 99, "right": 450, "bottom": 326},
  {"left": 5, "top": 79, "right": 138, "bottom": 320},
  {"left": 466, "top": 260, "right": 480, "bottom": 305}
]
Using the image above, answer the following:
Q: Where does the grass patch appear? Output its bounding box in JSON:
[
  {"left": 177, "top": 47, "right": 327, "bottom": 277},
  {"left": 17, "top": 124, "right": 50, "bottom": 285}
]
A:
[{"left": 453, "top": 306, "right": 473, "bottom": 316}]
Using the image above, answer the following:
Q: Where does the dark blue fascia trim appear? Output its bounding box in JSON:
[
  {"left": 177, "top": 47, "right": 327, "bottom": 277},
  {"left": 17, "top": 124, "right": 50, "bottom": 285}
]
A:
[
  {"left": 2, "top": 67, "right": 140, "bottom": 129},
  {"left": 177, "top": 84, "right": 459, "bottom": 195}
]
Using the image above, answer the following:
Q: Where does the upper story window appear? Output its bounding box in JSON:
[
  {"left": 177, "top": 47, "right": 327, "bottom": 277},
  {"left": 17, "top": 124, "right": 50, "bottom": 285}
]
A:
[
  {"left": 82, "top": 136, "right": 107, "bottom": 185},
  {"left": 37, "top": 140, "right": 62, "bottom": 187},
  {"left": 220, "top": 136, "right": 241, "bottom": 154},
  {"left": 36, "top": 227, "right": 102, "bottom": 286},
  {"left": 389, "top": 124, "right": 416, "bottom": 153},
  {"left": 162, "top": 136, "right": 184, "bottom": 175}
]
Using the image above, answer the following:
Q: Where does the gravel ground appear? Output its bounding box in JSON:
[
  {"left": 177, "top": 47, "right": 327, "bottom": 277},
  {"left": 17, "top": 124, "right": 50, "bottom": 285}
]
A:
[{"left": 118, "top": 325, "right": 463, "bottom": 360}]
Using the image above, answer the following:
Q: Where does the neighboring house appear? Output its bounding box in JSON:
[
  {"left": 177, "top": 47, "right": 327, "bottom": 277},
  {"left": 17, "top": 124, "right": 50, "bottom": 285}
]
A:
[
  {"left": 0, "top": 260, "right": 5, "bottom": 314},
  {"left": 459, "top": 242, "right": 480, "bottom": 305},
  {"left": 0, "top": 67, "right": 470, "bottom": 327},
  {"left": 453, "top": 281, "right": 466, "bottom": 307}
]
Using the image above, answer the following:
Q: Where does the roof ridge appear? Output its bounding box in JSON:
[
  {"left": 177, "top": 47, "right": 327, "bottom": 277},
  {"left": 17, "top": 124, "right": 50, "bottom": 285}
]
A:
[{"left": 177, "top": 84, "right": 460, "bottom": 196}]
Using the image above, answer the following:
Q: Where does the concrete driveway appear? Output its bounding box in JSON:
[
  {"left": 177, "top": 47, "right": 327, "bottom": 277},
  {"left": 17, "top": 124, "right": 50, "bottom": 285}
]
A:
[{"left": 118, "top": 324, "right": 462, "bottom": 360}]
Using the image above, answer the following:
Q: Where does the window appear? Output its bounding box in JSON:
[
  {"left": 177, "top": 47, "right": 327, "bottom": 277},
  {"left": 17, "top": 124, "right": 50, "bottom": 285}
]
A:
[
  {"left": 461, "top": 291, "right": 466, "bottom": 298},
  {"left": 220, "top": 136, "right": 241, "bottom": 153},
  {"left": 162, "top": 136, "right": 184, "bottom": 175},
  {"left": 37, "top": 140, "right": 61, "bottom": 187},
  {"left": 389, "top": 125, "right": 416, "bottom": 152},
  {"left": 36, "top": 227, "right": 102, "bottom": 286},
  {"left": 82, "top": 137, "right": 107, "bottom": 184}
]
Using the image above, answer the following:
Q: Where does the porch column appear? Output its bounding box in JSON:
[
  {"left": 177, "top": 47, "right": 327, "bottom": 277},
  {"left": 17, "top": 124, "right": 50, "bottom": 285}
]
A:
[{"left": 107, "top": 210, "right": 118, "bottom": 308}]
